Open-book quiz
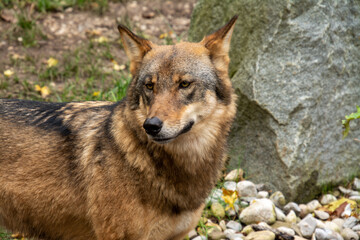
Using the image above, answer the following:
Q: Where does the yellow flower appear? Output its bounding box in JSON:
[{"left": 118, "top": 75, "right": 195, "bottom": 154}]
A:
[
  {"left": 221, "top": 188, "right": 238, "bottom": 211},
  {"left": 35, "top": 85, "right": 50, "bottom": 98},
  {"left": 159, "top": 33, "right": 168, "bottom": 39},
  {"left": 93, "top": 36, "right": 108, "bottom": 43},
  {"left": 47, "top": 57, "right": 58, "bottom": 68},
  {"left": 93, "top": 91, "right": 100, "bottom": 97},
  {"left": 4, "top": 69, "right": 14, "bottom": 77},
  {"left": 111, "top": 60, "right": 125, "bottom": 71}
]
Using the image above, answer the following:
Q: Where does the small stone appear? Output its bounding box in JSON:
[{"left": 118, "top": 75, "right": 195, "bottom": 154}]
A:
[
  {"left": 241, "top": 225, "right": 254, "bottom": 235},
  {"left": 326, "top": 221, "right": 341, "bottom": 233},
  {"left": 314, "top": 210, "right": 330, "bottom": 220},
  {"left": 226, "top": 220, "right": 242, "bottom": 232},
  {"left": 320, "top": 194, "right": 337, "bottom": 205},
  {"left": 343, "top": 217, "right": 358, "bottom": 229},
  {"left": 285, "top": 210, "right": 297, "bottom": 224},
  {"left": 294, "top": 236, "right": 307, "bottom": 240},
  {"left": 206, "top": 222, "right": 222, "bottom": 232},
  {"left": 211, "top": 202, "right": 225, "bottom": 218},
  {"left": 193, "top": 236, "right": 207, "bottom": 240},
  {"left": 240, "top": 201, "right": 249, "bottom": 208},
  {"left": 187, "top": 229, "right": 197, "bottom": 239},
  {"left": 228, "top": 233, "right": 244, "bottom": 240},
  {"left": 207, "top": 189, "right": 223, "bottom": 204},
  {"left": 224, "top": 228, "right": 236, "bottom": 235},
  {"left": 277, "top": 227, "right": 295, "bottom": 236},
  {"left": 298, "top": 214, "right": 317, "bottom": 238},
  {"left": 241, "top": 197, "right": 257, "bottom": 202},
  {"left": 354, "top": 178, "right": 360, "bottom": 191},
  {"left": 225, "top": 169, "right": 244, "bottom": 181},
  {"left": 299, "top": 204, "right": 310, "bottom": 218},
  {"left": 208, "top": 231, "right": 226, "bottom": 240},
  {"left": 245, "top": 230, "right": 275, "bottom": 240},
  {"left": 284, "top": 202, "right": 301, "bottom": 215},
  {"left": 239, "top": 199, "right": 276, "bottom": 225},
  {"left": 316, "top": 219, "right": 326, "bottom": 229},
  {"left": 275, "top": 207, "right": 286, "bottom": 221},
  {"left": 219, "top": 220, "right": 227, "bottom": 231},
  {"left": 339, "top": 186, "right": 353, "bottom": 195},
  {"left": 237, "top": 180, "right": 257, "bottom": 197},
  {"left": 306, "top": 200, "right": 322, "bottom": 213},
  {"left": 315, "top": 228, "right": 342, "bottom": 240},
  {"left": 271, "top": 221, "right": 293, "bottom": 229},
  {"left": 258, "top": 222, "right": 272, "bottom": 229},
  {"left": 352, "top": 225, "right": 360, "bottom": 231},
  {"left": 332, "top": 218, "right": 345, "bottom": 230},
  {"left": 349, "top": 196, "right": 360, "bottom": 201},
  {"left": 350, "top": 191, "right": 360, "bottom": 197},
  {"left": 341, "top": 228, "right": 359, "bottom": 240},
  {"left": 257, "top": 191, "right": 269, "bottom": 198},
  {"left": 269, "top": 191, "right": 286, "bottom": 208},
  {"left": 224, "top": 181, "right": 237, "bottom": 191}
]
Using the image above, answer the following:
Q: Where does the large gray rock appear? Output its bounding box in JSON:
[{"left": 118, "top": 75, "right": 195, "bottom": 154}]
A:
[{"left": 189, "top": 0, "right": 360, "bottom": 202}]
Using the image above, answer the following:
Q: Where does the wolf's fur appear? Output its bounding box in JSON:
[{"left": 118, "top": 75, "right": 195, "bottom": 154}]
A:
[{"left": 0, "top": 16, "right": 238, "bottom": 240}]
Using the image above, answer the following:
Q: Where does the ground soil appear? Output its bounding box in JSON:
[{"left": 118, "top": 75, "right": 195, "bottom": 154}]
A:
[{"left": 0, "top": 0, "right": 197, "bottom": 77}]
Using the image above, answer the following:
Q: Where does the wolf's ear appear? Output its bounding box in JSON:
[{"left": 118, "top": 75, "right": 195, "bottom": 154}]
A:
[
  {"left": 201, "top": 16, "right": 238, "bottom": 72},
  {"left": 118, "top": 24, "right": 153, "bottom": 75}
]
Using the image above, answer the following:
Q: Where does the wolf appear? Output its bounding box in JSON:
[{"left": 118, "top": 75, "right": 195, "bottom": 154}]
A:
[{"left": 0, "top": 16, "right": 238, "bottom": 240}]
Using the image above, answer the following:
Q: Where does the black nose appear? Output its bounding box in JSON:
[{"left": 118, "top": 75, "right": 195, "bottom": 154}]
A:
[{"left": 143, "top": 117, "right": 163, "bottom": 136}]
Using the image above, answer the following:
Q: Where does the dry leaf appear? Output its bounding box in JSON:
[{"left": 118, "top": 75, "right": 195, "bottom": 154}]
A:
[
  {"left": 4, "top": 69, "right": 14, "bottom": 77},
  {"left": 222, "top": 188, "right": 238, "bottom": 211},
  {"left": 93, "top": 36, "right": 108, "bottom": 43},
  {"left": 85, "top": 29, "right": 101, "bottom": 38},
  {"left": 35, "top": 85, "right": 50, "bottom": 98},
  {"left": 47, "top": 57, "right": 58, "bottom": 68}
]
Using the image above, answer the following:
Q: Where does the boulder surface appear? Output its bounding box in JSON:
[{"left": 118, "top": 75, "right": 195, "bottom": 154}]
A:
[{"left": 189, "top": 0, "right": 360, "bottom": 202}]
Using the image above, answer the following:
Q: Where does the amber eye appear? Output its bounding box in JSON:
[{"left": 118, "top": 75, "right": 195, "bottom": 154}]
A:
[
  {"left": 179, "top": 81, "right": 191, "bottom": 89},
  {"left": 145, "top": 83, "right": 154, "bottom": 90}
]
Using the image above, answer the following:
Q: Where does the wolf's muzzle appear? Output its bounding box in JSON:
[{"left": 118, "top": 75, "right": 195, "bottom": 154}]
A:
[{"left": 143, "top": 117, "right": 163, "bottom": 136}]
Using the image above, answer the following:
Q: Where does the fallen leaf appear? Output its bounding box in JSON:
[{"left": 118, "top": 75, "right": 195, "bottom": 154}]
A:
[
  {"left": 93, "top": 36, "right": 108, "bottom": 43},
  {"left": 47, "top": 57, "right": 58, "bottom": 68},
  {"left": 85, "top": 29, "right": 101, "bottom": 38},
  {"left": 159, "top": 33, "right": 168, "bottom": 39},
  {"left": 11, "top": 53, "right": 25, "bottom": 60},
  {"left": 4, "top": 69, "right": 14, "bottom": 77},
  {"left": 35, "top": 85, "right": 51, "bottom": 98},
  {"left": 111, "top": 60, "right": 125, "bottom": 71}
]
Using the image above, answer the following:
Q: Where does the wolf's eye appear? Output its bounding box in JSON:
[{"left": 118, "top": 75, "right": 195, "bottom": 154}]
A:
[
  {"left": 179, "top": 81, "right": 191, "bottom": 89},
  {"left": 145, "top": 83, "right": 154, "bottom": 90}
]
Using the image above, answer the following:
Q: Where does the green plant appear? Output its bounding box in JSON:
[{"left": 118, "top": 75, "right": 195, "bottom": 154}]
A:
[{"left": 342, "top": 106, "right": 360, "bottom": 139}]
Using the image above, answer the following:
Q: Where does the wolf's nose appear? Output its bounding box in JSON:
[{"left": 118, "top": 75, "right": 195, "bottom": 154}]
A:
[{"left": 143, "top": 117, "right": 163, "bottom": 136}]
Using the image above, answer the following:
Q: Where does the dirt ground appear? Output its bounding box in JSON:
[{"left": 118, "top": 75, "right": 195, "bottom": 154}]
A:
[
  {"left": 0, "top": 0, "right": 197, "bottom": 59},
  {"left": 0, "top": 0, "right": 197, "bottom": 100}
]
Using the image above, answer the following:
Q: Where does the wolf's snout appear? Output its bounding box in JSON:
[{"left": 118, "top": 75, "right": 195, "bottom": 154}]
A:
[{"left": 143, "top": 117, "right": 163, "bottom": 136}]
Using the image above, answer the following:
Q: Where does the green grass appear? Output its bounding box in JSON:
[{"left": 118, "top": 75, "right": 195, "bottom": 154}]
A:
[
  {"left": 0, "top": 0, "right": 110, "bottom": 14},
  {"left": 1, "top": 38, "right": 131, "bottom": 102},
  {"left": 0, "top": 228, "right": 13, "bottom": 240}
]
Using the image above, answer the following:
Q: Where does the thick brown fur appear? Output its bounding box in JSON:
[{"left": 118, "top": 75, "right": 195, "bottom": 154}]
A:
[{"left": 0, "top": 16, "right": 238, "bottom": 240}]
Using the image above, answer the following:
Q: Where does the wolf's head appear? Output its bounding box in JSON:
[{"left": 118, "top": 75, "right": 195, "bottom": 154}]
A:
[{"left": 118, "top": 16, "right": 237, "bottom": 145}]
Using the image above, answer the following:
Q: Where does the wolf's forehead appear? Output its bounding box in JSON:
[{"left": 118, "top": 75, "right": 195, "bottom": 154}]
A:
[{"left": 140, "top": 44, "right": 216, "bottom": 81}]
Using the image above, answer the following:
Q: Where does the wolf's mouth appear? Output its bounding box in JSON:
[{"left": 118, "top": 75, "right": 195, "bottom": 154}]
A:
[{"left": 152, "top": 121, "right": 194, "bottom": 144}]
